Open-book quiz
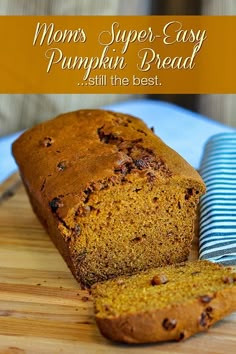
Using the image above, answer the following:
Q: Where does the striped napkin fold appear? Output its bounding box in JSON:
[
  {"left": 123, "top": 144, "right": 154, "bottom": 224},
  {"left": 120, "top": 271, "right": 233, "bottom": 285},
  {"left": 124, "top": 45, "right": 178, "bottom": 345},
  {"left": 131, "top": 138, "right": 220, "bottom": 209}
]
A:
[{"left": 199, "top": 132, "right": 236, "bottom": 266}]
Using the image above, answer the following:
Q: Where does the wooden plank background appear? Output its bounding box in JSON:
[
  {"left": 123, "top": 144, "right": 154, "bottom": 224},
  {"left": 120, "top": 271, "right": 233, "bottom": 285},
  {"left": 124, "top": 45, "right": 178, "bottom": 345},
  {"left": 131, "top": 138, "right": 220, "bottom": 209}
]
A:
[{"left": 0, "top": 176, "right": 235, "bottom": 353}]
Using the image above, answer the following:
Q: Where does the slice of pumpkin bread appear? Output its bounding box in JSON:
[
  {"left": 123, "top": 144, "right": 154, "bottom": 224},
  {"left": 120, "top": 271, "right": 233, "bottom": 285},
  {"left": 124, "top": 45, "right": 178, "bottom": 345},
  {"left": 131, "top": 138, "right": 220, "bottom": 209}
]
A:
[
  {"left": 92, "top": 260, "right": 236, "bottom": 343},
  {"left": 12, "top": 109, "right": 205, "bottom": 287}
]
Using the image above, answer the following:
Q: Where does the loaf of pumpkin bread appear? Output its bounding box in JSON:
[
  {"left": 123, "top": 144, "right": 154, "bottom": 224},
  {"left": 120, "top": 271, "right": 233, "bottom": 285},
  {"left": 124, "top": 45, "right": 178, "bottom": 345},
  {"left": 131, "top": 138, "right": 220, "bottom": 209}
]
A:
[
  {"left": 92, "top": 260, "right": 236, "bottom": 343},
  {"left": 12, "top": 109, "right": 205, "bottom": 287}
]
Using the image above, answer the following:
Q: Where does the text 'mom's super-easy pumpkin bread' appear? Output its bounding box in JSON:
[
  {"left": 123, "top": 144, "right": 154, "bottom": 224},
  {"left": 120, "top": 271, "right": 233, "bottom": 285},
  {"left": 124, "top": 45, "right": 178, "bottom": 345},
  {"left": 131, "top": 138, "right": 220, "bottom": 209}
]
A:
[
  {"left": 92, "top": 260, "right": 236, "bottom": 343},
  {"left": 12, "top": 109, "right": 205, "bottom": 287}
]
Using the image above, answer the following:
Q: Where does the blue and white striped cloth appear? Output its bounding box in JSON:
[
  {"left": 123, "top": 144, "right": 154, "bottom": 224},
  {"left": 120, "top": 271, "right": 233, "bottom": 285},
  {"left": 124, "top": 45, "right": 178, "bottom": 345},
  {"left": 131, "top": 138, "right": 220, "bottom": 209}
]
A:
[{"left": 199, "top": 132, "right": 236, "bottom": 266}]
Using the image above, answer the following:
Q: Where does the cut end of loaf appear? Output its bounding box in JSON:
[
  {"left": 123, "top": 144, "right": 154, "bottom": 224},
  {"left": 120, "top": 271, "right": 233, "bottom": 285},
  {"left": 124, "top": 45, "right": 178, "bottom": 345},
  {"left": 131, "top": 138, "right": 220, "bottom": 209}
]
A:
[
  {"left": 64, "top": 176, "right": 203, "bottom": 287},
  {"left": 92, "top": 260, "right": 236, "bottom": 343}
]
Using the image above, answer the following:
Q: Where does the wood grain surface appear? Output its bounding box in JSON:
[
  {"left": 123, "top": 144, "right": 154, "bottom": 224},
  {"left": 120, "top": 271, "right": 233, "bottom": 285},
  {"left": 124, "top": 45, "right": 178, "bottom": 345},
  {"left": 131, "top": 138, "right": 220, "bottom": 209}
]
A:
[{"left": 0, "top": 179, "right": 235, "bottom": 354}]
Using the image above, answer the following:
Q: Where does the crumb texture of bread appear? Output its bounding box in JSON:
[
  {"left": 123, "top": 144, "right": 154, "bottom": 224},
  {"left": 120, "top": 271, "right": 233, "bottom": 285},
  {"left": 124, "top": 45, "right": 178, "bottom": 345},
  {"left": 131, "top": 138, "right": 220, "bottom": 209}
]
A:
[
  {"left": 12, "top": 109, "right": 205, "bottom": 287},
  {"left": 92, "top": 260, "right": 236, "bottom": 343}
]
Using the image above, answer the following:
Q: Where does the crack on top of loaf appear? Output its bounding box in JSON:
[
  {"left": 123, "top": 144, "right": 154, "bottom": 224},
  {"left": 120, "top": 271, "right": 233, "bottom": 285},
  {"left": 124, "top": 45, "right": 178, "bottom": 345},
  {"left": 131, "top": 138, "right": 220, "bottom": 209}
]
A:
[
  {"left": 97, "top": 124, "right": 170, "bottom": 177},
  {"left": 77, "top": 118, "right": 171, "bottom": 208},
  {"left": 97, "top": 127, "right": 124, "bottom": 145}
]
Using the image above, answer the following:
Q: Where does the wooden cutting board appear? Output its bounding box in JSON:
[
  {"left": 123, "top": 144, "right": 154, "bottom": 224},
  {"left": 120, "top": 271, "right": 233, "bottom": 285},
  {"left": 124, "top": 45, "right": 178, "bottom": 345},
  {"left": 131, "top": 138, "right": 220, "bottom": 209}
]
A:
[{"left": 0, "top": 175, "right": 235, "bottom": 354}]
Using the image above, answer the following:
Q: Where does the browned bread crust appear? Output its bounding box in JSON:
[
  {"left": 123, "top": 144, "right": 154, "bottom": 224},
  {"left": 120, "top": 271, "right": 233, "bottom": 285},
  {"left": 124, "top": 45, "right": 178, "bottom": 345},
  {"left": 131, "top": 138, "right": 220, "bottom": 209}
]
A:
[
  {"left": 92, "top": 260, "right": 236, "bottom": 343},
  {"left": 12, "top": 109, "right": 205, "bottom": 287}
]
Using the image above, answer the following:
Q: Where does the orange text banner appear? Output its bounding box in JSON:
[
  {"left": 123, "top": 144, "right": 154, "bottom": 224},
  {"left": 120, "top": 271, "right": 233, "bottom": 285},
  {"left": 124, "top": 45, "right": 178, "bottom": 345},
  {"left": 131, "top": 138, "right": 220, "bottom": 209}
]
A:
[{"left": 0, "top": 16, "right": 235, "bottom": 93}]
